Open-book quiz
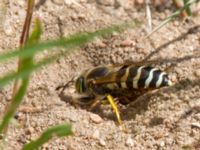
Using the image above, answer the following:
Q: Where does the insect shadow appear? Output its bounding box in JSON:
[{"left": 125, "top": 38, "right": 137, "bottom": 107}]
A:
[
  {"left": 122, "top": 77, "right": 200, "bottom": 119},
  {"left": 124, "top": 77, "right": 200, "bottom": 136}
]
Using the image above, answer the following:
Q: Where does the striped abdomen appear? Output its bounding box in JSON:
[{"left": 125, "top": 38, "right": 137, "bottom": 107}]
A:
[{"left": 115, "top": 65, "right": 172, "bottom": 90}]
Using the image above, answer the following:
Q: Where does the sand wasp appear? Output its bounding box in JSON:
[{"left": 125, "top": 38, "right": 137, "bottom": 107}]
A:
[{"left": 58, "top": 61, "right": 173, "bottom": 124}]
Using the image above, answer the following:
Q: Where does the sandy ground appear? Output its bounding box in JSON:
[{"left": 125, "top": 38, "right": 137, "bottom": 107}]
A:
[{"left": 0, "top": 0, "right": 200, "bottom": 149}]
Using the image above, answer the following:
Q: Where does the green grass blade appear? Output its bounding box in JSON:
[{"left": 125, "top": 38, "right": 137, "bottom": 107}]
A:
[
  {"left": 0, "top": 78, "right": 29, "bottom": 134},
  {"left": 21, "top": 19, "right": 42, "bottom": 70},
  {"left": 0, "top": 54, "right": 55, "bottom": 87},
  {"left": 22, "top": 124, "right": 72, "bottom": 150},
  {"left": 0, "top": 19, "right": 42, "bottom": 134},
  {"left": 0, "top": 21, "right": 140, "bottom": 87},
  {"left": 144, "top": 0, "right": 196, "bottom": 39},
  {"left": 184, "top": 0, "right": 192, "bottom": 16},
  {"left": 0, "top": 21, "right": 139, "bottom": 62},
  {"left": 27, "top": 18, "right": 42, "bottom": 45}
]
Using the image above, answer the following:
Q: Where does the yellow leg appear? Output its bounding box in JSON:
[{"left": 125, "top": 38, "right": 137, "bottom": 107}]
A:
[{"left": 106, "top": 95, "right": 122, "bottom": 125}]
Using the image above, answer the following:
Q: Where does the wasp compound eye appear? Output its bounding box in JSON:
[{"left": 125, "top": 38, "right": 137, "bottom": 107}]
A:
[{"left": 75, "top": 76, "right": 87, "bottom": 93}]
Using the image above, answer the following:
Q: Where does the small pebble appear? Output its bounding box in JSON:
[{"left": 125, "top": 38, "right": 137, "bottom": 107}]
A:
[
  {"left": 174, "top": 21, "right": 180, "bottom": 26},
  {"left": 96, "top": 0, "right": 115, "bottom": 6},
  {"left": 125, "top": 136, "right": 134, "bottom": 147},
  {"left": 98, "top": 42, "right": 107, "bottom": 48},
  {"left": 112, "top": 32, "right": 119, "bottom": 37},
  {"left": 194, "top": 69, "right": 200, "bottom": 77},
  {"left": 52, "top": 0, "right": 64, "bottom": 5},
  {"left": 99, "top": 139, "right": 106, "bottom": 146},
  {"left": 194, "top": 113, "right": 200, "bottom": 120},
  {"left": 92, "top": 130, "right": 100, "bottom": 139},
  {"left": 154, "top": 132, "right": 164, "bottom": 139},
  {"left": 191, "top": 122, "right": 200, "bottom": 129},
  {"left": 164, "top": 119, "right": 174, "bottom": 129},
  {"left": 18, "top": 0, "right": 25, "bottom": 7},
  {"left": 160, "top": 141, "right": 165, "bottom": 147},
  {"left": 25, "top": 127, "right": 34, "bottom": 135},
  {"left": 3, "top": 22, "right": 13, "bottom": 35},
  {"left": 64, "top": 0, "right": 83, "bottom": 8},
  {"left": 69, "top": 117, "right": 78, "bottom": 123},
  {"left": 95, "top": 39, "right": 106, "bottom": 48},
  {"left": 135, "top": 0, "right": 144, "bottom": 4},
  {"left": 189, "top": 46, "right": 194, "bottom": 51},
  {"left": 14, "top": 112, "right": 22, "bottom": 120},
  {"left": 64, "top": 0, "right": 74, "bottom": 5},
  {"left": 90, "top": 113, "right": 103, "bottom": 124},
  {"left": 120, "top": 39, "right": 132, "bottom": 47},
  {"left": 4, "top": 137, "right": 8, "bottom": 142}
]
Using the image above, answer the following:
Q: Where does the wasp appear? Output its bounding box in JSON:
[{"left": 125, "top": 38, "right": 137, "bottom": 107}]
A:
[{"left": 58, "top": 62, "right": 173, "bottom": 124}]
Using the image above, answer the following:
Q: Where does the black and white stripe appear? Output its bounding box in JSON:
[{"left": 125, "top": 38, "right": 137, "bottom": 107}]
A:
[
  {"left": 120, "top": 66, "right": 170, "bottom": 90},
  {"left": 144, "top": 68, "right": 159, "bottom": 88}
]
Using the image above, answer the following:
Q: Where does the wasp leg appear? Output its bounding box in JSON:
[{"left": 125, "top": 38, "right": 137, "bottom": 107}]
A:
[
  {"left": 56, "top": 77, "right": 76, "bottom": 92},
  {"left": 89, "top": 99, "right": 101, "bottom": 111},
  {"left": 106, "top": 94, "right": 122, "bottom": 125},
  {"left": 101, "top": 99, "right": 110, "bottom": 105},
  {"left": 118, "top": 96, "right": 132, "bottom": 105}
]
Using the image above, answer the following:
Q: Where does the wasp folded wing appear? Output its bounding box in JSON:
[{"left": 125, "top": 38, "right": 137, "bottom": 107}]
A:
[{"left": 90, "top": 64, "right": 172, "bottom": 91}]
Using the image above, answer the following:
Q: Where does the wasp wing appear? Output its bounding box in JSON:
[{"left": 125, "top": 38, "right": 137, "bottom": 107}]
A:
[
  {"left": 90, "top": 59, "right": 172, "bottom": 86},
  {"left": 90, "top": 64, "right": 139, "bottom": 85}
]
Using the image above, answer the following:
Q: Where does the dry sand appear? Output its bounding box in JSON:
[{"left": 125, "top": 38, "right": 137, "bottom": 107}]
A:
[{"left": 0, "top": 0, "right": 200, "bottom": 149}]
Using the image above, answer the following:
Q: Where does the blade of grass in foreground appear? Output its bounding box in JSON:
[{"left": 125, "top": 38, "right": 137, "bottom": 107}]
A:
[
  {"left": 12, "top": 0, "right": 36, "bottom": 98},
  {"left": 0, "top": 78, "right": 29, "bottom": 134},
  {"left": 0, "top": 20, "right": 141, "bottom": 88},
  {"left": 0, "top": 53, "right": 55, "bottom": 87},
  {"left": 0, "top": 20, "right": 140, "bottom": 62},
  {"left": 184, "top": 0, "right": 192, "bottom": 16},
  {"left": 143, "top": 0, "right": 196, "bottom": 39},
  {"left": 22, "top": 124, "right": 72, "bottom": 150},
  {"left": 0, "top": 18, "right": 41, "bottom": 134}
]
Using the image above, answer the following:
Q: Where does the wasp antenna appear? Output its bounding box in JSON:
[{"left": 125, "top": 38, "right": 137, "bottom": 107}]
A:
[
  {"left": 55, "top": 85, "right": 65, "bottom": 91},
  {"left": 56, "top": 76, "right": 76, "bottom": 91}
]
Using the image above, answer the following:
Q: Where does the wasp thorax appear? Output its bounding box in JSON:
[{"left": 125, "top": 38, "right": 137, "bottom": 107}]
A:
[{"left": 75, "top": 76, "right": 87, "bottom": 93}]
